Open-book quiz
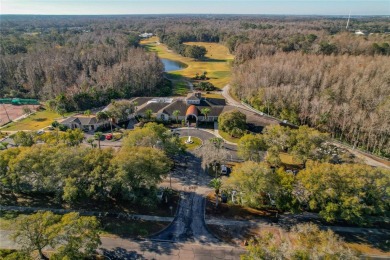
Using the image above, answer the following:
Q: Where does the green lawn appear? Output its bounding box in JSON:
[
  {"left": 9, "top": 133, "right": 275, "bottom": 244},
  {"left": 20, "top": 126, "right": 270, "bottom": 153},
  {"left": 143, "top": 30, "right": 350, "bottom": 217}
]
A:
[
  {"left": 1, "top": 109, "right": 73, "bottom": 131},
  {"left": 141, "top": 37, "right": 234, "bottom": 90},
  {"left": 180, "top": 136, "right": 203, "bottom": 150},
  {"left": 279, "top": 152, "right": 303, "bottom": 166},
  {"left": 218, "top": 130, "right": 240, "bottom": 144},
  {"left": 100, "top": 219, "right": 169, "bottom": 238}
]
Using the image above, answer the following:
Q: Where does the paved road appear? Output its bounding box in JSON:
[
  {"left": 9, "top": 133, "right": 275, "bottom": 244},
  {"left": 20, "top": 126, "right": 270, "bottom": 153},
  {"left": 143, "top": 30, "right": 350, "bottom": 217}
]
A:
[
  {"left": 0, "top": 230, "right": 245, "bottom": 260},
  {"left": 153, "top": 153, "right": 219, "bottom": 244}
]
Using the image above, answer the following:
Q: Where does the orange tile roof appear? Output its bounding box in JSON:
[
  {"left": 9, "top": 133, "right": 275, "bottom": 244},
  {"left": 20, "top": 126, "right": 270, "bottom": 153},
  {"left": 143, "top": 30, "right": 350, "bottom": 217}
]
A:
[{"left": 186, "top": 105, "right": 198, "bottom": 116}]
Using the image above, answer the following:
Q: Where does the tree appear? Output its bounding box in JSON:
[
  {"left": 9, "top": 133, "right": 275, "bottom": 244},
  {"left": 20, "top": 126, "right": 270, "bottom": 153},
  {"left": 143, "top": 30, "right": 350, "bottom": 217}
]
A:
[
  {"left": 12, "top": 131, "right": 34, "bottom": 147},
  {"left": 242, "top": 223, "right": 358, "bottom": 260},
  {"left": 173, "top": 110, "right": 180, "bottom": 124},
  {"left": 242, "top": 232, "right": 285, "bottom": 260},
  {"left": 262, "top": 125, "right": 292, "bottom": 153},
  {"left": 224, "top": 161, "right": 278, "bottom": 208},
  {"left": 201, "top": 108, "right": 211, "bottom": 121},
  {"left": 51, "top": 212, "right": 101, "bottom": 259},
  {"left": 87, "top": 137, "right": 95, "bottom": 148},
  {"left": 123, "top": 123, "right": 185, "bottom": 156},
  {"left": 84, "top": 109, "right": 91, "bottom": 118},
  {"left": 11, "top": 211, "right": 61, "bottom": 259},
  {"left": 237, "top": 134, "right": 266, "bottom": 162},
  {"left": 61, "top": 129, "right": 84, "bottom": 146},
  {"left": 297, "top": 161, "right": 390, "bottom": 224},
  {"left": 11, "top": 211, "right": 101, "bottom": 260},
  {"left": 46, "top": 100, "right": 57, "bottom": 112},
  {"left": 96, "top": 111, "right": 110, "bottom": 132},
  {"left": 145, "top": 109, "right": 153, "bottom": 120},
  {"left": 218, "top": 109, "right": 246, "bottom": 137},
  {"left": 209, "top": 178, "right": 222, "bottom": 207},
  {"left": 94, "top": 132, "right": 103, "bottom": 149},
  {"left": 288, "top": 223, "right": 358, "bottom": 259},
  {"left": 106, "top": 100, "right": 134, "bottom": 123},
  {"left": 290, "top": 125, "right": 328, "bottom": 165},
  {"left": 194, "top": 139, "right": 229, "bottom": 176},
  {"left": 56, "top": 106, "right": 67, "bottom": 118},
  {"left": 185, "top": 45, "right": 207, "bottom": 60},
  {"left": 113, "top": 146, "right": 171, "bottom": 197}
]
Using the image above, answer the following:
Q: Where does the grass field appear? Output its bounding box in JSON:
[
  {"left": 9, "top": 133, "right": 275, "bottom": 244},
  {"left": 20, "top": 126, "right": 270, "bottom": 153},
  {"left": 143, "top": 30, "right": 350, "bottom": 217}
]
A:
[
  {"left": 1, "top": 109, "right": 71, "bottom": 131},
  {"left": 141, "top": 37, "right": 234, "bottom": 93},
  {"left": 180, "top": 136, "right": 203, "bottom": 150},
  {"left": 218, "top": 130, "right": 240, "bottom": 144},
  {"left": 279, "top": 152, "right": 303, "bottom": 166}
]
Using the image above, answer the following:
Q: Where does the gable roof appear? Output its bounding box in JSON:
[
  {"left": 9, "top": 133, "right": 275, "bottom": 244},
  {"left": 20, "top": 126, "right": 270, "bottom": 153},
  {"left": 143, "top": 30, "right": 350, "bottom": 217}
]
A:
[
  {"left": 61, "top": 116, "right": 106, "bottom": 126},
  {"left": 137, "top": 102, "right": 171, "bottom": 114},
  {"left": 161, "top": 100, "right": 188, "bottom": 116}
]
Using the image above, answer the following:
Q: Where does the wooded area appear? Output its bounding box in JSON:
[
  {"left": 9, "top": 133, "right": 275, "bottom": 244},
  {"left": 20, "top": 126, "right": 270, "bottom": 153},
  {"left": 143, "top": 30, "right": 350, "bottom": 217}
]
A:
[
  {"left": 0, "top": 123, "right": 182, "bottom": 208},
  {"left": 1, "top": 15, "right": 389, "bottom": 155}
]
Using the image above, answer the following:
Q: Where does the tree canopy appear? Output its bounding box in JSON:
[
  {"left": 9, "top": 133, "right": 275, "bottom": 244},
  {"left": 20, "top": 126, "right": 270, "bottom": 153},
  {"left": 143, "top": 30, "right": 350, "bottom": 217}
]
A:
[
  {"left": 296, "top": 161, "right": 390, "bottom": 224},
  {"left": 11, "top": 211, "right": 100, "bottom": 260},
  {"left": 218, "top": 109, "right": 247, "bottom": 137},
  {"left": 242, "top": 223, "right": 358, "bottom": 260}
]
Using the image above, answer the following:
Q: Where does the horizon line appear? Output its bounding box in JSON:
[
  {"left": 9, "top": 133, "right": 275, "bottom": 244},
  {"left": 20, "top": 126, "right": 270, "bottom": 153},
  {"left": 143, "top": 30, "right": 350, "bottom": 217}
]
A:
[{"left": 1, "top": 13, "right": 389, "bottom": 16}]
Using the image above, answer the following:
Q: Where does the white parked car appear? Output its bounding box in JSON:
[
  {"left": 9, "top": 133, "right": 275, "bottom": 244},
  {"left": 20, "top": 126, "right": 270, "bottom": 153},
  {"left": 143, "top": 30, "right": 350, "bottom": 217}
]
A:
[{"left": 221, "top": 165, "right": 228, "bottom": 175}]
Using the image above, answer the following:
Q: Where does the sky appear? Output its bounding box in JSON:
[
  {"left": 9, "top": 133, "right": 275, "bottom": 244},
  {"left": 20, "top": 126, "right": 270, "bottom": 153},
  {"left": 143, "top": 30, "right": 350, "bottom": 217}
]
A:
[{"left": 1, "top": 0, "right": 389, "bottom": 16}]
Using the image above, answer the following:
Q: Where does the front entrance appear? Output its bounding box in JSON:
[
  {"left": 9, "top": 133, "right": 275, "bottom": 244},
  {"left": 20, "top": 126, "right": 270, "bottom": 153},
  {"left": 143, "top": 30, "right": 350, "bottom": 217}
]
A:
[{"left": 186, "top": 114, "right": 197, "bottom": 127}]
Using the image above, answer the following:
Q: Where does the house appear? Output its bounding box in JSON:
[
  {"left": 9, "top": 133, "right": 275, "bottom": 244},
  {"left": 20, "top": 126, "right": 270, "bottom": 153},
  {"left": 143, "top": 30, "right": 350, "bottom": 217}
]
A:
[
  {"left": 135, "top": 93, "right": 234, "bottom": 126},
  {"left": 139, "top": 32, "right": 153, "bottom": 38},
  {"left": 60, "top": 116, "right": 109, "bottom": 131},
  {"left": 355, "top": 30, "right": 366, "bottom": 35}
]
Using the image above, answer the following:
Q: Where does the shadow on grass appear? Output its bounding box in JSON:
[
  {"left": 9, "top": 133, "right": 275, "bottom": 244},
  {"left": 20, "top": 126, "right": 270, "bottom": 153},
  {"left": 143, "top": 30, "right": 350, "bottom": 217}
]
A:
[
  {"left": 101, "top": 218, "right": 169, "bottom": 239},
  {"left": 336, "top": 232, "right": 390, "bottom": 252},
  {"left": 203, "top": 58, "right": 228, "bottom": 63},
  {"left": 33, "top": 117, "right": 47, "bottom": 122}
]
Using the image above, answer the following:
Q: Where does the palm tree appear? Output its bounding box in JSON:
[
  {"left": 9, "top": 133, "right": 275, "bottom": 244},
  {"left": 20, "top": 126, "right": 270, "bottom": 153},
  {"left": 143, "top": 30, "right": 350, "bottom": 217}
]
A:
[
  {"left": 94, "top": 132, "right": 103, "bottom": 149},
  {"left": 173, "top": 110, "right": 180, "bottom": 124},
  {"left": 145, "top": 109, "right": 153, "bottom": 121},
  {"left": 87, "top": 137, "right": 95, "bottom": 148},
  {"left": 84, "top": 109, "right": 91, "bottom": 118},
  {"left": 201, "top": 108, "right": 211, "bottom": 121},
  {"left": 132, "top": 101, "right": 138, "bottom": 117},
  {"left": 209, "top": 178, "right": 222, "bottom": 208}
]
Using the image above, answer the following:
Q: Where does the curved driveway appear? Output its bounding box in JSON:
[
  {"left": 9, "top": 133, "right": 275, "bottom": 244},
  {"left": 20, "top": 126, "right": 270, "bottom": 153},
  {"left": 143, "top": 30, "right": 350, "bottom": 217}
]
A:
[{"left": 176, "top": 128, "right": 238, "bottom": 153}]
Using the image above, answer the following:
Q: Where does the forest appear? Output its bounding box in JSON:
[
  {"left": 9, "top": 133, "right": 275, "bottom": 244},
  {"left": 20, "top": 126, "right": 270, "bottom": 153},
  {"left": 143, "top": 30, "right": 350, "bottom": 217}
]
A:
[{"left": 1, "top": 15, "right": 389, "bottom": 156}]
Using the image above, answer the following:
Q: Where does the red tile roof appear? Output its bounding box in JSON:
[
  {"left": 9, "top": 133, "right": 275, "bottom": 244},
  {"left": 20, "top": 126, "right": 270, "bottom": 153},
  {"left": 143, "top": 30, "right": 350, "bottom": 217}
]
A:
[{"left": 186, "top": 105, "right": 198, "bottom": 116}]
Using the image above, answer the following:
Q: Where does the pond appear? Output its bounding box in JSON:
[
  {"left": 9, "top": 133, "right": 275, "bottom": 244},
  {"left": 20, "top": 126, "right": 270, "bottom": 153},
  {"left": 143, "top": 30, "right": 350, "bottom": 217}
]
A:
[{"left": 161, "top": 58, "right": 187, "bottom": 72}]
